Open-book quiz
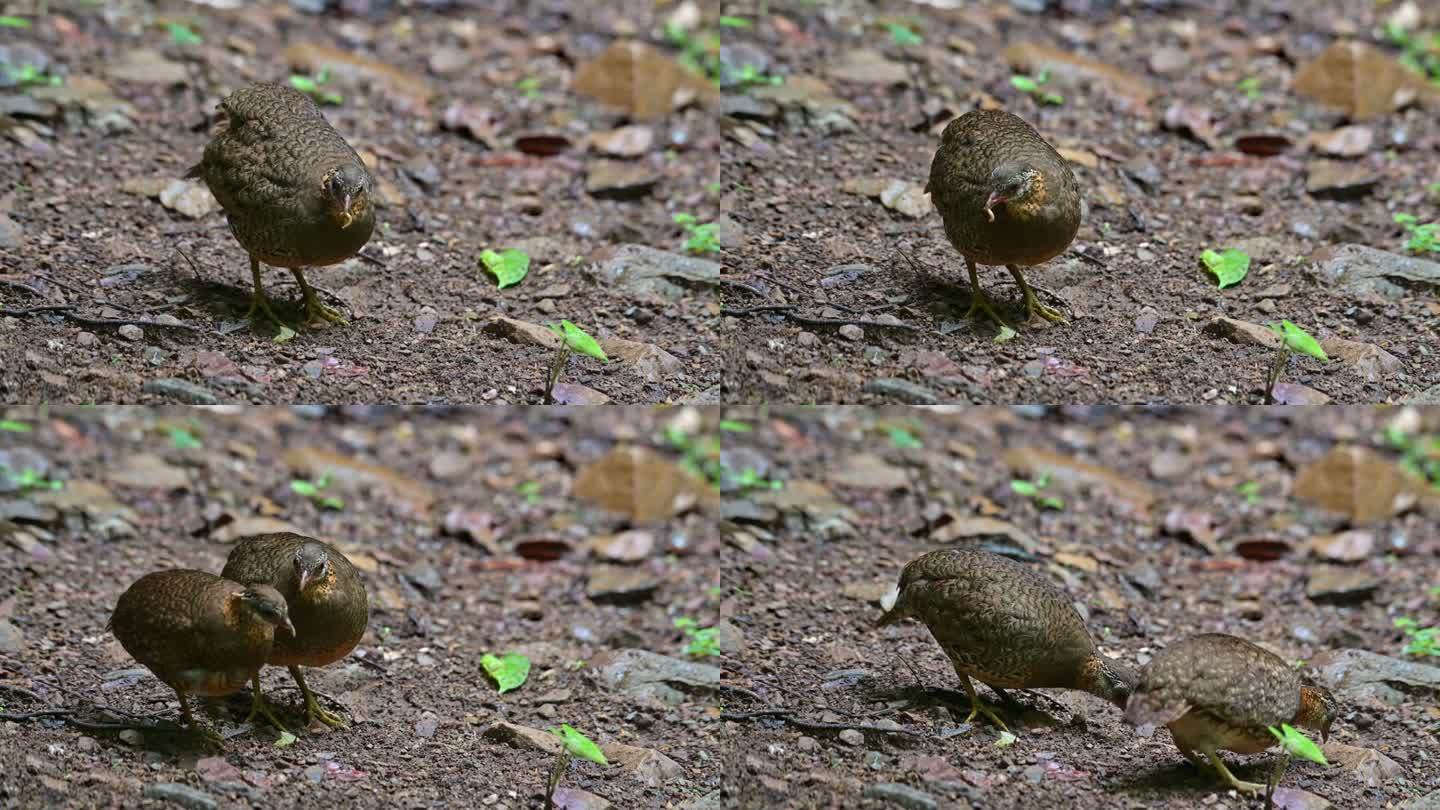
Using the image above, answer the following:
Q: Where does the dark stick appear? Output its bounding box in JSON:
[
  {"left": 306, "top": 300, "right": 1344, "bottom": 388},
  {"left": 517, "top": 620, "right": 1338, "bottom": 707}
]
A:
[{"left": 0, "top": 305, "right": 202, "bottom": 332}]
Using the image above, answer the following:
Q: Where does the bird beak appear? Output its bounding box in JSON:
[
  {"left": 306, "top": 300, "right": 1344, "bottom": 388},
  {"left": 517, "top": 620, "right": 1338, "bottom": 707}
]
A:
[
  {"left": 339, "top": 193, "right": 354, "bottom": 227},
  {"left": 281, "top": 618, "right": 296, "bottom": 637},
  {"left": 298, "top": 569, "right": 312, "bottom": 592},
  {"left": 984, "top": 191, "right": 1007, "bottom": 222}
]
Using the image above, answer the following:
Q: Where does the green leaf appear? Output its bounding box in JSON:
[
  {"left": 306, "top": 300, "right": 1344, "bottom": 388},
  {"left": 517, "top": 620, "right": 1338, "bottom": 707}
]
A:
[
  {"left": 1200, "top": 248, "right": 1250, "bottom": 289},
  {"left": 318, "top": 495, "right": 345, "bottom": 511},
  {"left": 1394, "top": 617, "right": 1419, "bottom": 629},
  {"left": 673, "top": 212, "right": 698, "bottom": 226},
  {"left": 168, "top": 427, "right": 202, "bottom": 450},
  {"left": 480, "top": 248, "right": 531, "bottom": 289},
  {"left": 1040, "top": 91, "right": 1065, "bottom": 106},
  {"left": 167, "top": 22, "right": 202, "bottom": 46},
  {"left": 1394, "top": 213, "right": 1419, "bottom": 225},
  {"left": 719, "top": 16, "right": 752, "bottom": 28},
  {"left": 273, "top": 325, "right": 297, "bottom": 344},
  {"left": 1010, "top": 479, "right": 1040, "bottom": 497},
  {"left": 887, "top": 426, "right": 923, "bottom": 450},
  {"left": 887, "top": 22, "right": 922, "bottom": 47},
  {"left": 481, "top": 652, "right": 531, "bottom": 694},
  {"left": 1271, "top": 320, "right": 1328, "bottom": 361},
  {"left": 1038, "top": 495, "right": 1066, "bottom": 511},
  {"left": 994, "top": 730, "right": 1018, "bottom": 747},
  {"left": 275, "top": 730, "right": 298, "bottom": 747},
  {"left": 1268, "top": 724, "right": 1327, "bottom": 765},
  {"left": 993, "top": 325, "right": 1018, "bottom": 344},
  {"left": 682, "top": 627, "right": 720, "bottom": 657},
  {"left": 550, "top": 320, "right": 608, "bottom": 362},
  {"left": 719, "top": 420, "right": 752, "bottom": 432},
  {"left": 0, "top": 15, "right": 32, "bottom": 27},
  {"left": 290, "top": 479, "right": 320, "bottom": 498},
  {"left": 673, "top": 617, "right": 698, "bottom": 629},
  {"left": 1010, "top": 75, "right": 1039, "bottom": 93},
  {"left": 0, "top": 420, "right": 32, "bottom": 432},
  {"left": 551, "top": 724, "right": 608, "bottom": 765},
  {"left": 288, "top": 75, "right": 319, "bottom": 94}
]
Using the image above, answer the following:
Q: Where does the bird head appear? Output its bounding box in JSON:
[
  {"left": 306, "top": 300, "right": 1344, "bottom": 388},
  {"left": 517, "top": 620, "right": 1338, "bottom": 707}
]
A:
[
  {"left": 984, "top": 164, "right": 1042, "bottom": 223},
  {"left": 240, "top": 584, "right": 295, "bottom": 636},
  {"left": 293, "top": 543, "right": 331, "bottom": 593},
  {"left": 323, "top": 164, "right": 370, "bottom": 229},
  {"left": 1086, "top": 655, "right": 1140, "bottom": 710},
  {"left": 1298, "top": 684, "right": 1339, "bottom": 743}
]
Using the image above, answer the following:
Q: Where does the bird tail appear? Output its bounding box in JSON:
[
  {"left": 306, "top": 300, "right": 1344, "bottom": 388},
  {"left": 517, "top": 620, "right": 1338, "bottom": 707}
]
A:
[{"left": 1122, "top": 692, "right": 1189, "bottom": 738}]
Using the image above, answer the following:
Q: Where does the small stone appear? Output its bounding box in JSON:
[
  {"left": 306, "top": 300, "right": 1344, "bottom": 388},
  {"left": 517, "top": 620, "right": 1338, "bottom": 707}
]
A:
[
  {"left": 797, "top": 736, "right": 819, "bottom": 752},
  {"left": 142, "top": 783, "right": 217, "bottom": 810},
  {"left": 1149, "top": 46, "right": 1190, "bottom": 75},
  {"left": 117, "top": 324, "right": 143, "bottom": 341},
  {"left": 862, "top": 378, "right": 940, "bottom": 405},
  {"left": 1307, "top": 566, "right": 1381, "bottom": 604},
  {"left": 76, "top": 331, "right": 99, "bottom": 347},
  {"left": 838, "top": 324, "right": 863, "bottom": 341},
  {"left": 141, "top": 378, "right": 218, "bottom": 405},
  {"left": 586, "top": 160, "right": 659, "bottom": 200},
  {"left": 838, "top": 729, "right": 864, "bottom": 746},
  {"left": 0, "top": 620, "right": 23, "bottom": 654},
  {"left": 797, "top": 331, "right": 819, "bottom": 347},
  {"left": 1306, "top": 160, "right": 1379, "bottom": 199},
  {"left": 862, "top": 782, "right": 938, "bottom": 810},
  {"left": 0, "top": 214, "right": 22, "bottom": 249}
]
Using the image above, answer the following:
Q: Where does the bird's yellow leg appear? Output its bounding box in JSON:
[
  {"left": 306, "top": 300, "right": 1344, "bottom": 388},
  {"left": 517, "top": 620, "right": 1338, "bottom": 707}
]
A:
[
  {"left": 245, "top": 256, "right": 291, "bottom": 330},
  {"left": 965, "top": 257, "right": 1010, "bottom": 329},
  {"left": 175, "top": 688, "right": 223, "bottom": 746},
  {"left": 958, "top": 674, "right": 1009, "bottom": 732},
  {"left": 290, "top": 665, "right": 347, "bottom": 729},
  {"left": 1007, "top": 265, "right": 1066, "bottom": 323},
  {"left": 1204, "top": 749, "right": 1266, "bottom": 796},
  {"left": 245, "top": 674, "right": 291, "bottom": 733},
  {"left": 290, "top": 268, "right": 348, "bottom": 325}
]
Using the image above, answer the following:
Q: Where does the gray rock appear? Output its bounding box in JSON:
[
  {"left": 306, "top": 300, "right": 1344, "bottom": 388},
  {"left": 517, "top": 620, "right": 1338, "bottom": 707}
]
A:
[
  {"left": 1311, "top": 648, "right": 1440, "bottom": 704},
  {"left": 585, "top": 161, "right": 659, "bottom": 200},
  {"left": 1398, "top": 789, "right": 1440, "bottom": 809},
  {"left": 1402, "top": 384, "right": 1440, "bottom": 404},
  {"left": 1310, "top": 244, "right": 1440, "bottom": 299},
  {"left": 142, "top": 378, "right": 218, "bottom": 405},
  {"left": 721, "top": 93, "right": 779, "bottom": 121},
  {"left": 863, "top": 377, "right": 940, "bottom": 404},
  {"left": 0, "top": 214, "right": 23, "bottom": 249},
  {"left": 719, "top": 41, "right": 772, "bottom": 88},
  {"left": 595, "top": 649, "right": 719, "bottom": 705},
  {"left": 675, "top": 790, "right": 721, "bottom": 810},
  {"left": 587, "top": 244, "right": 719, "bottom": 302},
  {"left": 143, "top": 783, "right": 217, "bottom": 810},
  {"left": 863, "top": 782, "right": 938, "bottom": 810},
  {"left": 0, "top": 620, "right": 23, "bottom": 654}
]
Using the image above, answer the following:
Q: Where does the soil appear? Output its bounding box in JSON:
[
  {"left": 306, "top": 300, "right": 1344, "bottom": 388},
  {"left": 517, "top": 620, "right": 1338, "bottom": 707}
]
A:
[
  {"left": 719, "top": 0, "right": 1440, "bottom": 404},
  {"left": 0, "top": 1, "right": 720, "bottom": 404},
  {"left": 0, "top": 406, "right": 721, "bottom": 808},
  {"left": 719, "top": 406, "right": 1440, "bottom": 808}
]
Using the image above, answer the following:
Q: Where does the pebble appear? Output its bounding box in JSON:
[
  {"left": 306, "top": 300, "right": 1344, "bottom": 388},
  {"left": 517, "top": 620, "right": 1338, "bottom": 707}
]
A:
[
  {"left": 117, "top": 324, "right": 143, "bottom": 341},
  {"left": 76, "top": 331, "right": 99, "bottom": 347},
  {"left": 862, "top": 377, "right": 940, "bottom": 404},
  {"left": 141, "top": 378, "right": 219, "bottom": 405},
  {"left": 797, "top": 736, "right": 819, "bottom": 752},
  {"left": 0, "top": 214, "right": 22, "bottom": 249},
  {"left": 0, "top": 620, "right": 23, "bottom": 654},
  {"left": 862, "top": 782, "right": 938, "bottom": 810},
  {"left": 863, "top": 345, "right": 887, "bottom": 365},
  {"left": 142, "top": 783, "right": 216, "bottom": 810},
  {"left": 838, "top": 729, "right": 864, "bottom": 746},
  {"left": 838, "top": 324, "right": 863, "bottom": 341},
  {"left": 797, "top": 331, "right": 819, "bottom": 347}
]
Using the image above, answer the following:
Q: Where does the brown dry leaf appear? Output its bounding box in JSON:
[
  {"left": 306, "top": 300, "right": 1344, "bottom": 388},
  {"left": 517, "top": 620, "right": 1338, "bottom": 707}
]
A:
[
  {"left": 1321, "top": 741, "right": 1402, "bottom": 788},
  {"left": 282, "top": 447, "right": 435, "bottom": 517},
  {"left": 1004, "top": 41, "right": 1154, "bottom": 114},
  {"left": 928, "top": 514, "right": 1038, "bottom": 553},
  {"left": 1002, "top": 448, "right": 1156, "bottom": 514},
  {"left": 1161, "top": 508, "right": 1221, "bottom": 555},
  {"left": 1293, "top": 445, "right": 1421, "bottom": 524},
  {"left": 104, "top": 453, "right": 188, "bottom": 490},
  {"left": 1053, "top": 551, "right": 1099, "bottom": 573},
  {"left": 1292, "top": 40, "right": 1438, "bottom": 121},
  {"left": 572, "top": 445, "right": 714, "bottom": 524},
  {"left": 826, "top": 452, "right": 909, "bottom": 490},
  {"left": 283, "top": 42, "right": 433, "bottom": 112},
  {"left": 213, "top": 516, "right": 303, "bottom": 544},
  {"left": 1310, "top": 530, "right": 1375, "bottom": 562},
  {"left": 573, "top": 40, "right": 716, "bottom": 121}
]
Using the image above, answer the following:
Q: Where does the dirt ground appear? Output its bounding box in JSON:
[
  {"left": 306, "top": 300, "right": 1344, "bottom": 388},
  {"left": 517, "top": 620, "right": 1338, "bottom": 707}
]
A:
[
  {"left": 1, "top": 1, "right": 720, "bottom": 404},
  {"left": 0, "top": 406, "right": 721, "bottom": 808},
  {"left": 720, "top": 0, "right": 1440, "bottom": 404},
  {"left": 719, "top": 406, "right": 1440, "bottom": 808}
]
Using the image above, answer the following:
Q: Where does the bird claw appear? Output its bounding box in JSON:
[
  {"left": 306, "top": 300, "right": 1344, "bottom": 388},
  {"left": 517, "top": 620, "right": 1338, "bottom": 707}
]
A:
[
  {"left": 245, "top": 292, "right": 293, "bottom": 332},
  {"left": 1027, "top": 299, "right": 1068, "bottom": 324},
  {"left": 963, "top": 701, "right": 1010, "bottom": 732},
  {"left": 964, "top": 291, "right": 1011, "bottom": 330},
  {"left": 305, "top": 697, "right": 348, "bottom": 729},
  {"left": 301, "top": 294, "right": 348, "bottom": 327},
  {"left": 245, "top": 692, "right": 291, "bottom": 734}
]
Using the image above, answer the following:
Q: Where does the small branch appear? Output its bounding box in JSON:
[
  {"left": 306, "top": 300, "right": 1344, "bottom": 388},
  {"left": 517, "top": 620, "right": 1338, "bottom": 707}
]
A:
[
  {"left": 719, "top": 708, "right": 925, "bottom": 738},
  {"left": 0, "top": 305, "right": 202, "bottom": 332},
  {"left": 721, "top": 305, "right": 925, "bottom": 333}
]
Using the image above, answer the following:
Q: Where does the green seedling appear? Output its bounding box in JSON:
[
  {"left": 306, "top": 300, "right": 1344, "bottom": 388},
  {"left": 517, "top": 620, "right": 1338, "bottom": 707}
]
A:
[
  {"left": 664, "top": 425, "right": 723, "bottom": 486},
  {"left": 664, "top": 22, "right": 722, "bottom": 83},
  {"left": 480, "top": 248, "right": 530, "bottom": 289},
  {"left": 1384, "top": 23, "right": 1440, "bottom": 83},
  {"left": 1268, "top": 724, "right": 1327, "bottom": 765},
  {"left": 288, "top": 68, "right": 342, "bottom": 105},
  {"left": 1200, "top": 248, "right": 1250, "bottom": 288},
  {"left": 733, "top": 63, "right": 783, "bottom": 87},
  {"left": 0, "top": 420, "right": 32, "bottom": 432},
  {"left": 1394, "top": 213, "right": 1440, "bottom": 254},
  {"left": 1011, "top": 472, "right": 1064, "bottom": 511},
  {"left": 719, "top": 15, "right": 752, "bottom": 28},
  {"left": 516, "top": 76, "right": 541, "bottom": 100},
  {"left": 674, "top": 213, "right": 721, "bottom": 254},
  {"left": 4, "top": 467, "right": 62, "bottom": 491},
  {"left": 481, "top": 652, "right": 531, "bottom": 693},
  {"left": 718, "top": 420, "right": 752, "bottom": 433},
  {"left": 1394, "top": 617, "right": 1439, "bottom": 657},
  {"left": 731, "top": 467, "right": 783, "bottom": 492},
  {"left": 886, "top": 425, "right": 922, "bottom": 450},
  {"left": 546, "top": 724, "right": 608, "bottom": 810},
  {"left": 166, "top": 426, "right": 202, "bottom": 450},
  {"left": 517, "top": 480, "right": 541, "bottom": 504},
  {"left": 994, "top": 730, "right": 1018, "bottom": 747},
  {"left": 1264, "top": 320, "right": 1328, "bottom": 404},
  {"left": 1237, "top": 76, "right": 1262, "bottom": 100},
  {"left": 1010, "top": 69, "right": 1063, "bottom": 105},
  {"left": 993, "top": 324, "right": 1018, "bottom": 344},
  {"left": 275, "top": 730, "right": 298, "bottom": 748},
  {"left": 675, "top": 617, "right": 720, "bottom": 657},
  {"left": 5, "top": 64, "right": 62, "bottom": 87},
  {"left": 544, "top": 320, "right": 608, "bottom": 404},
  {"left": 887, "top": 22, "right": 922, "bottom": 47},
  {"left": 0, "top": 15, "right": 32, "bottom": 27},
  {"left": 166, "top": 21, "right": 202, "bottom": 46},
  {"left": 290, "top": 472, "right": 344, "bottom": 510},
  {"left": 1237, "top": 480, "right": 1261, "bottom": 505},
  {"left": 1382, "top": 424, "right": 1440, "bottom": 488}
]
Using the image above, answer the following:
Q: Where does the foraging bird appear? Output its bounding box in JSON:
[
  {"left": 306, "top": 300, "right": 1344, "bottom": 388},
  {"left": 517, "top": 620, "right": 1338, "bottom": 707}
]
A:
[
  {"left": 109, "top": 570, "right": 293, "bottom": 742},
  {"left": 221, "top": 533, "right": 369, "bottom": 728},
  {"left": 926, "top": 109, "right": 1082, "bottom": 327},
  {"left": 877, "top": 548, "right": 1136, "bottom": 730},
  {"left": 187, "top": 82, "right": 375, "bottom": 329},
  {"left": 1124, "top": 633, "right": 1339, "bottom": 796}
]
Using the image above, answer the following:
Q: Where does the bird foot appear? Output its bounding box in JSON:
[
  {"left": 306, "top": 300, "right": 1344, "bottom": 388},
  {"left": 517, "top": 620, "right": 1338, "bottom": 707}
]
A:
[
  {"left": 245, "top": 692, "right": 291, "bottom": 734},
  {"left": 245, "top": 292, "right": 294, "bottom": 332},
  {"left": 963, "top": 701, "right": 1010, "bottom": 732},
  {"left": 964, "top": 291, "right": 1011, "bottom": 330},
  {"left": 190, "top": 724, "right": 225, "bottom": 748},
  {"left": 1026, "top": 299, "right": 1068, "bottom": 324},
  {"left": 300, "top": 291, "right": 348, "bottom": 327},
  {"left": 304, "top": 695, "right": 348, "bottom": 729},
  {"left": 1227, "top": 778, "right": 1267, "bottom": 797}
]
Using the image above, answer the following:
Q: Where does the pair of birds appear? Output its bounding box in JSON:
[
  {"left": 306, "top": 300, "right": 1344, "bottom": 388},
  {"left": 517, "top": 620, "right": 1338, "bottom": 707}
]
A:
[
  {"left": 108, "top": 533, "right": 368, "bottom": 743},
  {"left": 879, "top": 548, "right": 1339, "bottom": 797},
  {"left": 187, "top": 82, "right": 377, "bottom": 330}
]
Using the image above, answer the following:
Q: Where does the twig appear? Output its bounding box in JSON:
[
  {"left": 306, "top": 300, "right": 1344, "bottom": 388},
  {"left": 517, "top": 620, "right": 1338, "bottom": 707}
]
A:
[
  {"left": 720, "top": 708, "right": 925, "bottom": 737},
  {"left": 1072, "top": 249, "right": 1107, "bottom": 268},
  {"left": 721, "top": 305, "right": 925, "bottom": 332},
  {"left": 0, "top": 305, "right": 202, "bottom": 332},
  {"left": 715, "top": 682, "right": 771, "bottom": 704},
  {"left": 0, "top": 279, "right": 46, "bottom": 298}
]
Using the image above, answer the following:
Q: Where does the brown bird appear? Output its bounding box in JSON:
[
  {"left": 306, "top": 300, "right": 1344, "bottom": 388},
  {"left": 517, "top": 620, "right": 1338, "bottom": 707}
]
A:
[
  {"left": 221, "top": 533, "right": 369, "bottom": 728},
  {"left": 1124, "top": 633, "right": 1339, "bottom": 795},
  {"left": 877, "top": 548, "right": 1136, "bottom": 730},
  {"left": 926, "top": 109, "right": 1082, "bottom": 327},
  {"left": 187, "top": 82, "right": 375, "bottom": 329},
  {"left": 109, "top": 570, "right": 293, "bottom": 742}
]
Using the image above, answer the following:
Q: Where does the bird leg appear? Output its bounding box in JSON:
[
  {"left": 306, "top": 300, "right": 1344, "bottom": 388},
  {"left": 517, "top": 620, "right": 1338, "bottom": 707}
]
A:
[
  {"left": 958, "top": 673, "right": 1009, "bottom": 732},
  {"left": 173, "top": 687, "right": 223, "bottom": 746},
  {"left": 964, "top": 257, "right": 1010, "bottom": 329},
  {"left": 1006, "top": 265, "right": 1066, "bottom": 323},
  {"left": 244, "top": 674, "right": 291, "bottom": 733},
  {"left": 290, "top": 268, "right": 348, "bottom": 326},
  {"left": 245, "top": 256, "right": 291, "bottom": 331},
  {"left": 289, "top": 665, "right": 347, "bottom": 728},
  {"left": 1203, "top": 749, "right": 1267, "bottom": 796}
]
